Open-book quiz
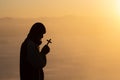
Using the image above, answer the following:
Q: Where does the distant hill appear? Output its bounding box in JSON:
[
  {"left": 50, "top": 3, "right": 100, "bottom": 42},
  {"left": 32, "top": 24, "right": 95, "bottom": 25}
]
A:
[{"left": 0, "top": 16, "right": 119, "bottom": 38}]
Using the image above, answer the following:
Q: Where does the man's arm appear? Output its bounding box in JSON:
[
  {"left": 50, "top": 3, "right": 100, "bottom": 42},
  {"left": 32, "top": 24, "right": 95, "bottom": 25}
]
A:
[{"left": 27, "top": 43, "right": 47, "bottom": 68}]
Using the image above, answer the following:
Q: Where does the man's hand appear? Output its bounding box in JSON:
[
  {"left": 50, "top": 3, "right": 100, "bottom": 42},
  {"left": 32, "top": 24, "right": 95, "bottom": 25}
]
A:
[{"left": 41, "top": 45, "right": 50, "bottom": 55}]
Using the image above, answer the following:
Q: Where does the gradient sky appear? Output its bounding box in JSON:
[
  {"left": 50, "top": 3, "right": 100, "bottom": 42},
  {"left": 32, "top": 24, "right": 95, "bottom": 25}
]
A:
[
  {"left": 1, "top": 1, "right": 120, "bottom": 80},
  {"left": 0, "top": 0, "right": 119, "bottom": 18}
]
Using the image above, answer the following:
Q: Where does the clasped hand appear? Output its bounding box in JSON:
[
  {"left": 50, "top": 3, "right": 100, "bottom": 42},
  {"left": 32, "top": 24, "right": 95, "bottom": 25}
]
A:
[{"left": 41, "top": 45, "right": 50, "bottom": 55}]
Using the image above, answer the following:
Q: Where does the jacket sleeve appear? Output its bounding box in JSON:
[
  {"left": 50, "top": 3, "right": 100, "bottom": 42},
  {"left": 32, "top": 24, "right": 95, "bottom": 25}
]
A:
[{"left": 27, "top": 42, "right": 47, "bottom": 68}]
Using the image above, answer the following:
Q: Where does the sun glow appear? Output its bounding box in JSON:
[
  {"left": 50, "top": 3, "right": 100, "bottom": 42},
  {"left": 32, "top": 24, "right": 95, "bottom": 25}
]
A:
[{"left": 116, "top": 0, "right": 120, "bottom": 16}]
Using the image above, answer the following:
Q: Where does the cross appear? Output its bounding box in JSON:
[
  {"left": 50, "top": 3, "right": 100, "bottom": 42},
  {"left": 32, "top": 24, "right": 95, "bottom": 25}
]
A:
[{"left": 46, "top": 39, "right": 52, "bottom": 45}]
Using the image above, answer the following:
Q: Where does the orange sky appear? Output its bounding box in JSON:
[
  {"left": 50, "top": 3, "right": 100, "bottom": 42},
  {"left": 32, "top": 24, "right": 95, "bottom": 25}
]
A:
[
  {"left": 0, "top": 0, "right": 119, "bottom": 18},
  {"left": 0, "top": 1, "right": 120, "bottom": 80}
]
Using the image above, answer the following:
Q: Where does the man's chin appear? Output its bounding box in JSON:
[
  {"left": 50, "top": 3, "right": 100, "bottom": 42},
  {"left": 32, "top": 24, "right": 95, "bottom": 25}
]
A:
[{"left": 36, "top": 40, "right": 42, "bottom": 46}]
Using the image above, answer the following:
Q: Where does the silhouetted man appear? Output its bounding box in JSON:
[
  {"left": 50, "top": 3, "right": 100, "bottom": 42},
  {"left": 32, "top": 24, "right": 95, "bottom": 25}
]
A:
[{"left": 20, "top": 22, "right": 50, "bottom": 80}]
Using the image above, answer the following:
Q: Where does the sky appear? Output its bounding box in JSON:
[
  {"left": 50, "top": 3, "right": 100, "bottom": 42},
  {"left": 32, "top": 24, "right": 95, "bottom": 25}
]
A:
[
  {"left": 1, "top": 0, "right": 120, "bottom": 80},
  {"left": 0, "top": 0, "right": 120, "bottom": 18}
]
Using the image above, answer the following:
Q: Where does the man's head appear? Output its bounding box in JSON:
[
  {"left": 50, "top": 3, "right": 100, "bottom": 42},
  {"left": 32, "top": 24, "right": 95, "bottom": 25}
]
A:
[{"left": 27, "top": 22, "right": 46, "bottom": 44}]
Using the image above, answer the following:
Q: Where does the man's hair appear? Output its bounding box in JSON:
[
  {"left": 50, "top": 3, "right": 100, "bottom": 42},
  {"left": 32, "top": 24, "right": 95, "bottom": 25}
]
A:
[{"left": 27, "top": 22, "right": 46, "bottom": 40}]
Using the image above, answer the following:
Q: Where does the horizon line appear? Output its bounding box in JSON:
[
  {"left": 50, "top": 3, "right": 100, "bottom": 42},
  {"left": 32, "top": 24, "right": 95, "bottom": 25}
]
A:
[{"left": 0, "top": 15, "right": 118, "bottom": 19}]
